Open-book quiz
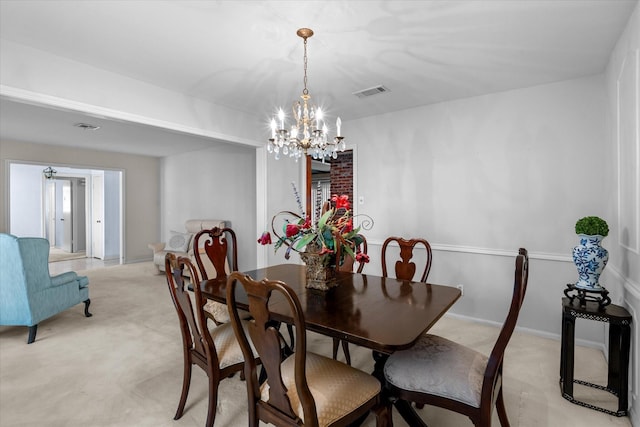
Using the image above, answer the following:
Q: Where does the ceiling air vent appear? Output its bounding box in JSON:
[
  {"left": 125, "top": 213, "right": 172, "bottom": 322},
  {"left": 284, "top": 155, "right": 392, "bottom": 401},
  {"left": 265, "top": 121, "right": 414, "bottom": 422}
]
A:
[
  {"left": 74, "top": 123, "right": 101, "bottom": 131},
  {"left": 352, "top": 85, "right": 389, "bottom": 99}
]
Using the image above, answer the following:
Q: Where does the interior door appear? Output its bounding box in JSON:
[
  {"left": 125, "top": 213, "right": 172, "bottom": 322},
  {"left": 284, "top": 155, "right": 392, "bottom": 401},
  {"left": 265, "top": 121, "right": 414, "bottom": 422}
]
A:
[
  {"left": 55, "top": 180, "right": 73, "bottom": 252},
  {"left": 45, "top": 180, "right": 56, "bottom": 244},
  {"left": 62, "top": 180, "right": 73, "bottom": 252},
  {"left": 92, "top": 175, "right": 105, "bottom": 259}
]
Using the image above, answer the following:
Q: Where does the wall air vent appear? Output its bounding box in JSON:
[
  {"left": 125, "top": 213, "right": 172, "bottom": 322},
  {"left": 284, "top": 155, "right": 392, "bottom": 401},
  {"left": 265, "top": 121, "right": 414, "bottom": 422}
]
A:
[
  {"left": 352, "top": 85, "right": 390, "bottom": 98},
  {"left": 74, "top": 123, "right": 101, "bottom": 131}
]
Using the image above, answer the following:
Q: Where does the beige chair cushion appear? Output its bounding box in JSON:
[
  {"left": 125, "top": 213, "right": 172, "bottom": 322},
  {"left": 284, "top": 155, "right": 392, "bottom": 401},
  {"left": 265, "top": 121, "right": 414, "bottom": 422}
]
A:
[
  {"left": 261, "top": 352, "right": 380, "bottom": 427},
  {"left": 384, "top": 334, "right": 488, "bottom": 408},
  {"left": 210, "top": 320, "right": 255, "bottom": 369},
  {"left": 204, "top": 300, "right": 232, "bottom": 323}
]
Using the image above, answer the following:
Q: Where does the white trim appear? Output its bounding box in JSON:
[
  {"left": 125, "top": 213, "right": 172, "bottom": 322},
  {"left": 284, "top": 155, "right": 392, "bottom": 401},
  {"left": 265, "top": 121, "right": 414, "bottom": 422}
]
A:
[
  {"left": 256, "top": 146, "right": 268, "bottom": 268},
  {"left": 364, "top": 240, "right": 573, "bottom": 262},
  {"left": 616, "top": 49, "right": 640, "bottom": 254},
  {"left": 0, "top": 85, "right": 262, "bottom": 148}
]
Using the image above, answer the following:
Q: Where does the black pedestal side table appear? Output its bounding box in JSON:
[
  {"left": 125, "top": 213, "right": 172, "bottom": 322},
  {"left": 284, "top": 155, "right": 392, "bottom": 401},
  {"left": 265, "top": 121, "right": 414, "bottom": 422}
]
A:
[{"left": 560, "top": 297, "right": 632, "bottom": 416}]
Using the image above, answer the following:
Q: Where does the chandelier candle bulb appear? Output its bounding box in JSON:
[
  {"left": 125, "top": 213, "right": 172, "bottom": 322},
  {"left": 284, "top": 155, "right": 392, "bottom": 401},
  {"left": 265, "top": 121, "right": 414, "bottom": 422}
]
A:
[
  {"left": 336, "top": 117, "right": 341, "bottom": 136},
  {"left": 278, "top": 109, "right": 285, "bottom": 130}
]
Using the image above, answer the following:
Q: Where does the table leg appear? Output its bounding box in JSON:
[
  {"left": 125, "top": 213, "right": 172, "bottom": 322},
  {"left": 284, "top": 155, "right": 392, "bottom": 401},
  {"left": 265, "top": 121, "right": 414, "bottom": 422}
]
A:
[
  {"left": 394, "top": 399, "right": 429, "bottom": 427},
  {"left": 618, "top": 324, "right": 631, "bottom": 414},
  {"left": 561, "top": 312, "right": 575, "bottom": 397},
  {"left": 607, "top": 323, "right": 622, "bottom": 391}
]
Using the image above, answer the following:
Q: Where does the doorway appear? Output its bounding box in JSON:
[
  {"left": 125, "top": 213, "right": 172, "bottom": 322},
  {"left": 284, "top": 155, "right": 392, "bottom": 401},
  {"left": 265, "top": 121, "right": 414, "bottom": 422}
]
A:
[
  {"left": 8, "top": 162, "right": 123, "bottom": 263},
  {"left": 45, "top": 177, "right": 86, "bottom": 253},
  {"left": 311, "top": 149, "right": 354, "bottom": 223}
]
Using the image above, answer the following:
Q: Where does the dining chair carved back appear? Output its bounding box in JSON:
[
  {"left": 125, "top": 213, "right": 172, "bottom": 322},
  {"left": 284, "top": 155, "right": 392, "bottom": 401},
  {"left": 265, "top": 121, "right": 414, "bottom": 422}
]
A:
[
  {"left": 381, "top": 236, "right": 433, "bottom": 282},
  {"left": 193, "top": 227, "right": 238, "bottom": 325},
  {"left": 164, "top": 253, "right": 256, "bottom": 427},
  {"left": 333, "top": 233, "right": 368, "bottom": 365},
  {"left": 383, "top": 248, "right": 529, "bottom": 427},
  {"left": 226, "top": 272, "right": 391, "bottom": 427}
]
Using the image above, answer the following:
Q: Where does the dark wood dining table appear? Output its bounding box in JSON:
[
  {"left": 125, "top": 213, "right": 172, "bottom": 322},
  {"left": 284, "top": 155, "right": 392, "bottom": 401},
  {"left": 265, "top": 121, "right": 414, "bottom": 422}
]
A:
[
  {"left": 200, "top": 263, "right": 461, "bottom": 355},
  {"left": 199, "top": 263, "right": 461, "bottom": 426}
]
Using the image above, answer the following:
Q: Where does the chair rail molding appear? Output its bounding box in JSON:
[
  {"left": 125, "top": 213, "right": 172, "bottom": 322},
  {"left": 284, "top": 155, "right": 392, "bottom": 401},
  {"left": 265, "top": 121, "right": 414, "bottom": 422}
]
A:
[{"left": 366, "top": 240, "right": 572, "bottom": 262}]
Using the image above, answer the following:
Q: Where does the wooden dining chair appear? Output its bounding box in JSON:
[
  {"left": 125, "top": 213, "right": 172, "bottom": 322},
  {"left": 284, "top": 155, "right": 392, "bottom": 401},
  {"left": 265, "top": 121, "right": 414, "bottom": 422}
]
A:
[
  {"left": 194, "top": 226, "right": 294, "bottom": 347},
  {"left": 333, "top": 233, "right": 368, "bottom": 365},
  {"left": 383, "top": 248, "right": 529, "bottom": 427},
  {"left": 164, "top": 253, "right": 257, "bottom": 427},
  {"left": 226, "top": 271, "right": 392, "bottom": 427},
  {"left": 193, "top": 227, "right": 238, "bottom": 325},
  {"left": 381, "top": 236, "right": 433, "bottom": 282}
]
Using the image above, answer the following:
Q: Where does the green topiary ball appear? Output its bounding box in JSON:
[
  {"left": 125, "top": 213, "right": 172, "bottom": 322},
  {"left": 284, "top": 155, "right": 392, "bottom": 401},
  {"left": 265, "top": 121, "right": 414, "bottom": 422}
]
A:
[{"left": 575, "top": 216, "right": 609, "bottom": 237}]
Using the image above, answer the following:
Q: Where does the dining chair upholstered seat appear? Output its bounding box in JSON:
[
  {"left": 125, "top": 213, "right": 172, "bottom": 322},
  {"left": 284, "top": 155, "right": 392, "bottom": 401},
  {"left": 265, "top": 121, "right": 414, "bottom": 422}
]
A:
[
  {"left": 384, "top": 334, "right": 487, "bottom": 408},
  {"left": 261, "top": 352, "right": 382, "bottom": 426},
  {"left": 165, "top": 254, "right": 259, "bottom": 427},
  {"left": 226, "top": 272, "right": 391, "bottom": 427},
  {"left": 208, "top": 320, "right": 256, "bottom": 369},
  {"left": 384, "top": 248, "right": 529, "bottom": 427}
]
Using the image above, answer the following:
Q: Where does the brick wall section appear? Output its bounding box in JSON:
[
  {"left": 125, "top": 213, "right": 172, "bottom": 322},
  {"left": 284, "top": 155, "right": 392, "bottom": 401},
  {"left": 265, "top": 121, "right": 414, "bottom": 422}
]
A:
[{"left": 330, "top": 150, "right": 353, "bottom": 205}]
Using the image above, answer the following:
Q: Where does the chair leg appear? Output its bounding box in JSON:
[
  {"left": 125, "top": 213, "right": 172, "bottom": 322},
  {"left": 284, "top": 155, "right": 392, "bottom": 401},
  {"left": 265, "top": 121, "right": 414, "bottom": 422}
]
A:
[
  {"left": 205, "top": 375, "right": 219, "bottom": 427},
  {"left": 83, "top": 299, "right": 93, "bottom": 317},
  {"left": 373, "top": 400, "right": 393, "bottom": 427},
  {"left": 27, "top": 325, "right": 38, "bottom": 344},
  {"left": 174, "top": 360, "right": 192, "bottom": 420},
  {"left": 286, "top": 324, "right": 295, "bottom": 349},
  {"left": 332, "top": 338, "right": 340, "bottom": 359},
  {"left": 332, "top": 338, "right": 352, "bottom": 365},
  {"left": 341, "top": 340, "right": 352, "bottom": 365},
  {"left": 496, "top": 387, "right": 510, "bottom": 427}
]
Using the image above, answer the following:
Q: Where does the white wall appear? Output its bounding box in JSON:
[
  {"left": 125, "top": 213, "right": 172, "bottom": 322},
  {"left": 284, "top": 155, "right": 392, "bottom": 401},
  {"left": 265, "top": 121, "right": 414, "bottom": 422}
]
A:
[
  {"left": 605, "top": 2, "right": 640, "bottom": 424},
  {"left": 104, "top": 170, "right": 121, "bottom": 260},
  {"left": 0, "top": 140, "right": 159, "bottom": 262},
  {"left": 8, "top": 163, "right": 43, "bottom": 237},
  {"left": 161, "top": 142, "right": 257, "bottom": 272},
  {"left": 293, "top": 75, "right": 605, "bottom": 343}
]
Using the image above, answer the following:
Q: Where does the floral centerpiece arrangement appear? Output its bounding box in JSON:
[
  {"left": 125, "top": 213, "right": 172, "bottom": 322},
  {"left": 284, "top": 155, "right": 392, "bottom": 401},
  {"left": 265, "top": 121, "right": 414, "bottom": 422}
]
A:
[{"left": 258, "top": 183, "right": 372, "bottom": 289}]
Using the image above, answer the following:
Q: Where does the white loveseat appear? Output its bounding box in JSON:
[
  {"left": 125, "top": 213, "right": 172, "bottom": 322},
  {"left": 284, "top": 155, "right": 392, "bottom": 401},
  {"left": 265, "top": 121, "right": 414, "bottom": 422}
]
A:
[{"left": 148, "top": 219, "right": 227, "bottom": 277}]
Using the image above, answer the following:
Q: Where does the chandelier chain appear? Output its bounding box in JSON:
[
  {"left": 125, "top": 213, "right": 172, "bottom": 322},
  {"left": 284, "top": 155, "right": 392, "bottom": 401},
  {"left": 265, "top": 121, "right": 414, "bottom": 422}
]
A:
[{"left": 303, "top": 37, "right": 309, "bottom": 96}]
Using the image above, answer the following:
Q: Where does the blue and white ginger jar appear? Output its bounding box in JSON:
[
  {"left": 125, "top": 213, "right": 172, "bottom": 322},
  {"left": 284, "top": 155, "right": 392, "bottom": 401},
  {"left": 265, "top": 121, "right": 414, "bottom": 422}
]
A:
[{"left": 572, "top": 234, "right": 608, "bottom": 290}]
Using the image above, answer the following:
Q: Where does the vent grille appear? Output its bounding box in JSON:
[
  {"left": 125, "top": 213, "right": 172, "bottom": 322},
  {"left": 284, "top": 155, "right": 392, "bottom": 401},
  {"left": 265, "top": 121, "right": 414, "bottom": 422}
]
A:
[
  {"left": 74, "top": 123, "right": 100, "bottom": 131},
  {"left": 352, "top": 85, "right": 389, "bottom": 98}
]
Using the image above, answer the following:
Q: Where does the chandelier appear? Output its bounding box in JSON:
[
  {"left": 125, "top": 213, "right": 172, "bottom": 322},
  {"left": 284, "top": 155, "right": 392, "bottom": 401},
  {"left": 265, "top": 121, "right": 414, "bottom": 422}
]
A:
[
  {"left": 267, "top": 28, "right": 345, "bottom": 162},
  {"left": 42, "top": 166, "right": 57, "bottom": 179}
]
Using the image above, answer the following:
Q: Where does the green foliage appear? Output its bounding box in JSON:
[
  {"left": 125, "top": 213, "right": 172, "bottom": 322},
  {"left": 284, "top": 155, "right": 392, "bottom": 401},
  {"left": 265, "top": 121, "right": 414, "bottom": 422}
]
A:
[{"left": 575, "top": 216, "right": 609, "bottom": 237}]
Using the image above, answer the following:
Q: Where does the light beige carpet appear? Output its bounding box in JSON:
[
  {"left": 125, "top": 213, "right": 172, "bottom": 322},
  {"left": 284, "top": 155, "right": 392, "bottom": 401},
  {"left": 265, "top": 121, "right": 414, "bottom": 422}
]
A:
[
  {"left": 48, "top": 247, "right": 87, "bottom": 263},
  {"left": 0, "top": 262, "right": 631, "bottom": 427}
]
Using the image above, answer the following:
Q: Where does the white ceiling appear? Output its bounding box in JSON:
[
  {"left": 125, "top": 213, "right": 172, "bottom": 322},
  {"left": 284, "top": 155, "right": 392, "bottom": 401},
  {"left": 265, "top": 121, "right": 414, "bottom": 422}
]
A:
[{"left": 0, "top": 0, "right": 637, "bottom": 157}]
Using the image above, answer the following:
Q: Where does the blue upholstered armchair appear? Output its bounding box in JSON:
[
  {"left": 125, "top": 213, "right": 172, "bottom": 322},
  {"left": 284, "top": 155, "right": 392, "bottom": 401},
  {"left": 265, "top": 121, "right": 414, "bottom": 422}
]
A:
[{"left": 0, "top": 233, "right": 91, "bottom": 344}]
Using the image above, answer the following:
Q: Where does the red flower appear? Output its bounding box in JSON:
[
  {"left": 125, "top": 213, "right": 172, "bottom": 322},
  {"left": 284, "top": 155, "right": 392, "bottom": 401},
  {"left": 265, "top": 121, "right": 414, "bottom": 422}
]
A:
[
  {"left": 331, "top": 194, "right": 350, "bottom": 210},
  {"left": 319, "top": 246, "right": 334, "bottom": 255},
  {"left": 302, "top": 217, "right": 312, "bottom": 229},
  {"left": 356, "top": 253, "right": 370, "bottom": 263},
  {"left": 286, "top": 223, "right": 301, "bottom": 238},
  {"left": 257, "top": 231, "right": 272, "bottom": 245}
]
